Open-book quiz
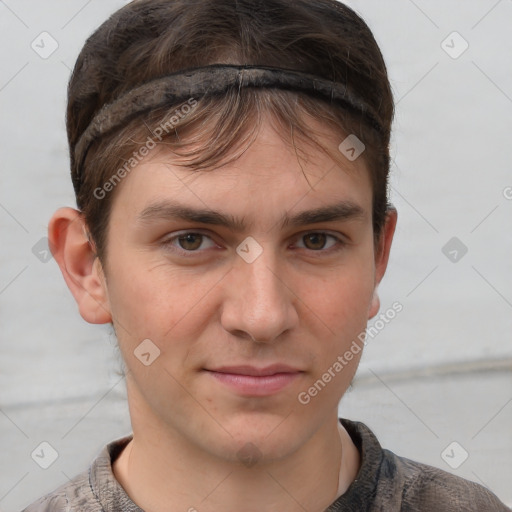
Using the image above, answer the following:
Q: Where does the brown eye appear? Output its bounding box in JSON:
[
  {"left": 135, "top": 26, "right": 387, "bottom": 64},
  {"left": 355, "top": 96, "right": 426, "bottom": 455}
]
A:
[
  {"left": 295, "top": 232, "right": 344, "bottom": 255},
  {"left": 163, "top": 231, "right": 218, "bottom": 257},
  {"left": 177, "top": 233, "right": 204, "bottom": 251},
  {"left": 302, "top": 233, "right": 328, "bottom": 250}
]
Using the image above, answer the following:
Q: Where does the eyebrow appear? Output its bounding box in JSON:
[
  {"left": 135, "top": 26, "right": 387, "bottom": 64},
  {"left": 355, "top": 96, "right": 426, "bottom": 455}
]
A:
[{"left": 137, "top": 200, "right": 366, "bottom": 232}]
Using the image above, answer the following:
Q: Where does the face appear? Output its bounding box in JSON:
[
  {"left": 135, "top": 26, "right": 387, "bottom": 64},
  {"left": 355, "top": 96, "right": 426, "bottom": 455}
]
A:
[{"left": 97, "top": 119, "right": 391, "bottom": 462}]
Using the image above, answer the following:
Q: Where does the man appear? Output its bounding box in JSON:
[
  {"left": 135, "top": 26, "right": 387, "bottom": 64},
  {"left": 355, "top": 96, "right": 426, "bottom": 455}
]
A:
[{"left": 24, "top": 0, "right": 509, "bottom": 510}]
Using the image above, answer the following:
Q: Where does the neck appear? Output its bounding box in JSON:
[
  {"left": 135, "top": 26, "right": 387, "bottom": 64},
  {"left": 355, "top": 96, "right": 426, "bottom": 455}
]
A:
[{"left": 113, "top": 390, "right": 360, "bottom": 512}]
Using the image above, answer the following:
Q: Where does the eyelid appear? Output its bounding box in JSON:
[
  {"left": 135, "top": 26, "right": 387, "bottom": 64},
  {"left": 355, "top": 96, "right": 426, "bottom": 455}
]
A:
[
  {"left": 160, "top": 230, "right": 219, "bottom": 254},
  {"left": 292, "top": 231, "right": 347, "bottom": 253},
  {"left": 160, "top": 229, "right": 348, "bottom": 257}
]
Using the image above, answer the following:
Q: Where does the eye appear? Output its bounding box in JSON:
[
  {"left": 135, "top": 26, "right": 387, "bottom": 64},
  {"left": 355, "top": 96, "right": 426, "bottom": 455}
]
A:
[
  {"left": 295, "top": 232, "right": 344, "bottom": 253},
  {"left": 162, "top": 231, "right": 218, "bottom": 256},
  {"left": 160, "top": 230, "right": 346, "bottom": 258}
]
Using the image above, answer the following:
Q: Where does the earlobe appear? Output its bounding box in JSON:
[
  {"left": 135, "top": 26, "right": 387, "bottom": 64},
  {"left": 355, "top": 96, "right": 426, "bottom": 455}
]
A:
[
  {"left": 48, "top": 207, "right": 112, "bottom": 324},
  {"left": 368, "top": 207, "right": 398, "bottom": 320},
  {"left": 368, "top": 291, "right": 380, "bottom": 319}
]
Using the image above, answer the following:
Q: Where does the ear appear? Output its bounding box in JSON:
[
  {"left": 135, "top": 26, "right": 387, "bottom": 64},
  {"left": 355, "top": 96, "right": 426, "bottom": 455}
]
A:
[
  {"left": 48, "top": 207, "right": 112, "bottom": 324},
  {"left": 368, "top": 207, "right": 398, "bottom": 319}
]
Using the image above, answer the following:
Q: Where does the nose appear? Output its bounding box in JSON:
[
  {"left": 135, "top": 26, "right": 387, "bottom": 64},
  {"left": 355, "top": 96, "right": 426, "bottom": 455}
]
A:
[{"left": 220, "top": 248, "right": 299, "bottom": 343}]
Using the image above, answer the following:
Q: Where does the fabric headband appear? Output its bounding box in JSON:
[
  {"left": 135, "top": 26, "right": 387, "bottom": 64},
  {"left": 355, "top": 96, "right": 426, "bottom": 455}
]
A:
[{"left": 72, "top": 64, "right": 383, "bottom": 193}]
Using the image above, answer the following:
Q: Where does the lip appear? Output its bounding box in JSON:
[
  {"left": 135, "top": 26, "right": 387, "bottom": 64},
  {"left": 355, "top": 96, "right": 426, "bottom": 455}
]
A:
[
  {"left": 205, "top": 365, "right": 303, "bottom": 396},
  {"left": 210, "top": 364, "right": 302, "bottom": 376}
]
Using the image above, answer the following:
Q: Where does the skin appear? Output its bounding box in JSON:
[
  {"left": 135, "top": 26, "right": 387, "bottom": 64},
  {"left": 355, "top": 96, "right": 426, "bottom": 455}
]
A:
[{"left": 49, "top": 117, "right": 397, "bottom": 512}]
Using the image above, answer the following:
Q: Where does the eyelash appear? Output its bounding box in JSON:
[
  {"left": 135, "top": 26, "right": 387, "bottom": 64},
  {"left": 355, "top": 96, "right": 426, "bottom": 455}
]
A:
[{"left": 160, "top": 230, "right": 347, "bottom": 258}]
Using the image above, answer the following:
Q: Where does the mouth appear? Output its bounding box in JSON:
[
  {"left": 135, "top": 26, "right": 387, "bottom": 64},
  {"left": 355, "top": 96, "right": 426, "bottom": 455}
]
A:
[{"left": 204, "top": 365, "right": 303, "bottom": 396}]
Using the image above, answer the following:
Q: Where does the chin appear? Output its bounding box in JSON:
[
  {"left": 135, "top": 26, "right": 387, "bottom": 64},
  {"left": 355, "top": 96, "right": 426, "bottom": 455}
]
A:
[{"left": 203, "top": 411, "right": 306, "bottom": 464}]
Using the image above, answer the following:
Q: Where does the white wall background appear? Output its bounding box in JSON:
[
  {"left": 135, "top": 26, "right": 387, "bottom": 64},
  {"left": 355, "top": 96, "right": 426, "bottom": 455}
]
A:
[{"left": 0, "top": 0, "right": 511, "bottom": 509}]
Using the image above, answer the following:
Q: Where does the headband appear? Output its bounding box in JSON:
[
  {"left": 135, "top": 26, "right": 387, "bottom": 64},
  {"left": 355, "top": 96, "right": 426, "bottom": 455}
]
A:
[{"left": 72, "top": 64, "right": 383, "bottom": 193}]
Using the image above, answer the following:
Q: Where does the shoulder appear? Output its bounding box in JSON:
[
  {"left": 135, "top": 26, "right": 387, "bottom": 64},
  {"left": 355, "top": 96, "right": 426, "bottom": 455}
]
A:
[
  {"left": 339, "top": 418, "right": 510, "bottom": 511},
  {"left": 21, "top": 435, "right": 133, "bottom": 512},
  {"left": 383, "top": 449, "right": 510, "bottom": 511},
  {"left": 20, "top": 470, "right": 101, "bottom": 512}
]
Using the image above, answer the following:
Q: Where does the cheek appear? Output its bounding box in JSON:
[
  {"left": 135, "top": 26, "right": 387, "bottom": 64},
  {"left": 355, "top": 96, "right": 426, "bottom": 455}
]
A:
[
  {"left": 105, "top": 237, "right": 376, "bottom": 360},
  {"left": 300, "top": 253, "right": 375, "bottom": 394},
  {"left": 304, "top": 262, "right": 376, "bottom": 336},
  {"left": 105, "top": 253, "right": 169, "bottom": 318},
  {"left": 105, "top": 256, "right": 222, "bottom": 350}
]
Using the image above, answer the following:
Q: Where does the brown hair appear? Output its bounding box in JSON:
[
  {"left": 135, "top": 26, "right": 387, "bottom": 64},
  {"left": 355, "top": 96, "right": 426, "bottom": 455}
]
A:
[{"left": 66, "top": 0, "right": 394, "bottom": 264}]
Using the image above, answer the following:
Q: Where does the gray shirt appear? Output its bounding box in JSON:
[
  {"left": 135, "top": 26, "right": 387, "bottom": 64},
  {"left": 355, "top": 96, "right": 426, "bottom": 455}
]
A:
[{"left": 22, "top": 418, "right": 510, "bottom": 511}]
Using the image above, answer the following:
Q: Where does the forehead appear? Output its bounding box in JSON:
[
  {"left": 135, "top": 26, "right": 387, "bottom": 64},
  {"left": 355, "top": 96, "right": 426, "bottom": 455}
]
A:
[{"left": 109, "top": 120, "right": 373, "bottom": 229}]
